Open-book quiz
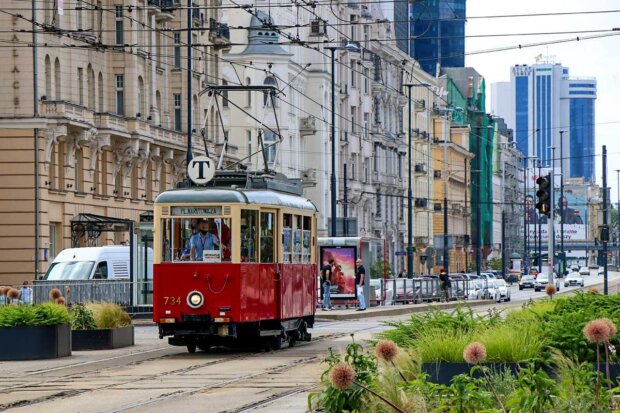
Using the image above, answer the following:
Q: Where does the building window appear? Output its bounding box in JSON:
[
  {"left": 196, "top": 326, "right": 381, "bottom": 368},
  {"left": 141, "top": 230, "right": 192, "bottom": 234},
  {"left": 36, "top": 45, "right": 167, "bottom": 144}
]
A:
[
  {"left": 87, "top": 66, "right": 95, "bottom": 110},
  {"left": 363, "top": 68, "right": 369, "bottom": 94},
  {"left": 49, "top": 144, "right": 57, "bottom": 190},
  {"left": 351, "top": 154, "right": 356, "bottom": 180},
  {"left": 351, "top": 60, "right": 357, "bottom": 88},
  {"left": 146, "top": 161, "right": 153, "bottom": 201},
  {"left": 263, "top": 76, "right": 277, "bottom": 107},
  {"left": 137, "top": 76, "right": 145, "bottom": 117},
  {"left": 222, "top": 79, "right": 228, "bottom": 107},
  {"left": 247, "top": 130, "right": 252, "bottom": 163},
  {"left": 75, "top": 148, "right": 84, "bottom": 192},
  {"left": 115, "top": 5, "right": 124, "bottom": 45},
  {"left": 54, "top": 58, "right": 61, "bottom": 100},
  {"left": 351, "top": 106, "right": 357, "bottom": 134},
  {"left": 245, "top": 77, "right": 251, "bottom": 107},
  {"left": 98, "top": 72, "right": 104, "bottom": 111},
  {"left": 49, "top": 222, "right": 62, "bottom": 260},
  {"left": 77, "top": 0, "right": 84, "bottom": 30},
  {"left": 376, "top": 191, "right": 382, "bottom": 218},
  {"left": 364, "top": 157, "right": 369, "bottom": 183},
  {"left": 77, "top": 68, "right": 84, "bottom": 105},
  {"left": 44, "top": 55, "right": 51, "bottom": 98},
  {"left": 173, "top": 32, "right": 181, "bottom": 68},
  {"left": 174, "top": 93, "right": 181, "bottom": 131},
  {"left": 115, "top": 74, "right": 124, "bottom": 115},
  {"left": 131, "top": 164, "right": 138, "bottom": 200}
]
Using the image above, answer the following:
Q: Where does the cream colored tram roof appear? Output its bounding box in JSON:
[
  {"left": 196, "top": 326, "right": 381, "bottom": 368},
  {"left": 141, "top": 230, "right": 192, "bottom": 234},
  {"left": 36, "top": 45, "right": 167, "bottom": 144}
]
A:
[{"left": 154, "top": 188, "right": 317, "bottom": 212}]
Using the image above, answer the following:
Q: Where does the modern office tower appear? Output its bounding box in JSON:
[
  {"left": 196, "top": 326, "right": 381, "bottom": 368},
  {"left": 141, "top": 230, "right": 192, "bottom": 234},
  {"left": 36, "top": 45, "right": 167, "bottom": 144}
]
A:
[
  {"left": 395, "top": 0, "right": 466, "bottom": 75},
  {"left": 491, "top": 62, "right": 597, "bottom": 181}
]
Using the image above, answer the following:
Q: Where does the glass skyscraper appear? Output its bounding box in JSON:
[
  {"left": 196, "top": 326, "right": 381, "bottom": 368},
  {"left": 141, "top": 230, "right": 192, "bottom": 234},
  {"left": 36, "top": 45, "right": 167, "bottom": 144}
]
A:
[
  {"left": 395, "top": 0, "right": 466, "bottom": 75},
  {"left": 491, "top": 63, "right": 596, "bottom": 182}
]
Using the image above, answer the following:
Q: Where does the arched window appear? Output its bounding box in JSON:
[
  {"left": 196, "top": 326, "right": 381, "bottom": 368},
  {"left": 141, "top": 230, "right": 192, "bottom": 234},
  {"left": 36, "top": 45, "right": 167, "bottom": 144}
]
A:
[
  {"left": 44, "top": 55, "right": 51, "bottom": 98},
  {"left": 263, "top": 76, "right": 276, "bottom": 107},
  {"left": 245, "top": 77, "right": 251, "bottom": 107},
  {"left": 192, "top": 94, "right": 198, "bottom": 131},
  {"left": 54, "top": 58, "right": 61, "bottom": 100},
  {"left": 155, "top": 91, "right": 162, "bottom": 124},
  {"left": 137, "top": 76, "right": 145, "bottom": 117},
  {"left": 87, "top": 65, "right": 95, "bottom": 110},
  {"left": 97, "top": 72, "right": 104, "bottom": 111}
]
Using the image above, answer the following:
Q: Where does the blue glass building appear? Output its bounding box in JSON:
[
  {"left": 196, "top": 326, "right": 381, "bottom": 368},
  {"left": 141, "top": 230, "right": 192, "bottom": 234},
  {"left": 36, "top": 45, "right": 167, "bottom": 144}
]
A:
[
  {"left": 396, "top": 0, "right": 466, "bottom": 75},
  {"left": 569, "top": 83, "right": 596, "bottom": 182}
]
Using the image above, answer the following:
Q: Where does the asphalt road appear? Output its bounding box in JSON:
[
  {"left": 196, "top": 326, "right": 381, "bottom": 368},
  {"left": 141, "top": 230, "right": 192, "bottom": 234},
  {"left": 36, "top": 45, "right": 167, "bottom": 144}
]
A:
[{"left": 1, "top": 272, "right": 618, "bottom": 413}]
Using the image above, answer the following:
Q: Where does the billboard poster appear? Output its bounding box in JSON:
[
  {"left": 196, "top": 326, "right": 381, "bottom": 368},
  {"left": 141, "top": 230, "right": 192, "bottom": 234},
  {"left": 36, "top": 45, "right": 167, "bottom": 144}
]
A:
[
  {"left": 320, "top": 246, "right": 357, "bottom": 299},
  {"left": 524, "top": 188, "right": 587, "bottom": 243}
]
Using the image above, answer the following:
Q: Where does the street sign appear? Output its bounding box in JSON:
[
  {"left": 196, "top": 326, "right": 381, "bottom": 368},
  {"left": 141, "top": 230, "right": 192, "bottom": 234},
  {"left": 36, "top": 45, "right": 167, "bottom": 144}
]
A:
[
  {"left": 187, "top": 156, "right": 215, "bottom": 185},
  {"left": 395, "top": 251, "right": 406, "bottom": 256}
]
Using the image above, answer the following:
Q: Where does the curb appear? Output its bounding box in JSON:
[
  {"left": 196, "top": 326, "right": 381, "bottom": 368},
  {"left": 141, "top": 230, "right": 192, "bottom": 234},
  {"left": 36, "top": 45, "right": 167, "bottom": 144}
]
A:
[{"left": 314, "top": 299, "right": 495, "bottom": 321}]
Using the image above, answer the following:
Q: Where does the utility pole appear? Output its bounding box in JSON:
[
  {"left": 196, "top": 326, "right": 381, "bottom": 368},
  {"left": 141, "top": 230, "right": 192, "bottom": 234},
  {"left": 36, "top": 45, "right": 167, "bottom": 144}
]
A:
[
  {"left": 32, "top": 0, "right": 40, "bottom": 279},
  {"left": 442, "top": 114, "right": 449, "bottom": 272},
  {"left": 559, "top": 130, "right": 566, "bottom": 276},
  {"left": 523, "top": 157, "right": 528, "bottom": 273},
  {"left": 186, "top": 0, "right": 193, "bottom": 167},
  {"left": 501, "top": 143, "right": 507, "bottom": 278},
  {"left": 404, "top": 84, "right": 414, "bottom": 278},
  {"left": 465, "top": 158, "right": 469, "bottom": 271},
  {"left": 603, "top": 145, "right": 609, "bottom": 294},
  {"left": 615, "top": 169, "right": 620, "bottom": 268},
  {"left": 329, "top": 47, "right": 337, "bottom": 237},
  {"left": 548, "top": 148, "right": 556, "bottom": 285},
  {"left": 343, "top": 164, "right": 348, "bottom": 236},
  {"left": 537, "top": 160, "right": 542, "bottom": 272},
  {"left": 476, "top": 130, "right": 482, "bottom": 277}
]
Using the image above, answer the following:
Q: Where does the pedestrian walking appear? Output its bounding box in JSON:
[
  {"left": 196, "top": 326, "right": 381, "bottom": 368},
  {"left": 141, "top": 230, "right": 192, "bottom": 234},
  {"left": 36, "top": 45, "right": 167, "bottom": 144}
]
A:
[
  {"left": 20, "top": 281, "right": 33, "bottom": 305},
  {"left": 321, "top": 259, "right": 334, "bottom": 310},
  {"left": 355, "top": 259, "right": 366, "bottom": 311},
  {"left": 439, "top": 268, "right": 451, "bottom": 302}
]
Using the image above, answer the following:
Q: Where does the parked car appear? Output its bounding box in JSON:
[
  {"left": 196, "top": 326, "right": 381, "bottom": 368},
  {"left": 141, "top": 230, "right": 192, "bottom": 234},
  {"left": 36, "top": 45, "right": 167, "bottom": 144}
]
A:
[
  {"left": 564, "top": 272, "right": 585, "bottom": 287},
  {"left": 466, "top": 280, "right": 488, "bottom": 300},
  {"left": 492, "top": 279, "right": 511, "bottom": 302},
  {"left": 579, "top": 267, "right": 590, "bottom": 276},
  {"left": 534, "top": 273, "right": 561, "bottom": 292},
  {"left": 518, "top": 275, "right": 536, "bottom": 290},
  {"left": 589, "top": 264, "right": 600, "bottom": 270}
]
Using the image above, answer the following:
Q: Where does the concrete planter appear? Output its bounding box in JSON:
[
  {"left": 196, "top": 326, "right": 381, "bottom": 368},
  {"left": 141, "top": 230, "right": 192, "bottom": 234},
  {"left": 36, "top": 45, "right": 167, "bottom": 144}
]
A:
[
  {"left": 0, "top": 324, "right": 71, "bottom": 360},
  {"left": 72, "top": 325, "right": 134, "bottom": 350}
]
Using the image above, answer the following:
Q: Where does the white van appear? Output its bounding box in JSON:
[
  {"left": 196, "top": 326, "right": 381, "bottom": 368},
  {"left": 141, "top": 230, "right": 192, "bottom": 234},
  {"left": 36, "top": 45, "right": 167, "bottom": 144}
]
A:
[{"left": 43, "top": 246, "right": 144, "bottom": 281}]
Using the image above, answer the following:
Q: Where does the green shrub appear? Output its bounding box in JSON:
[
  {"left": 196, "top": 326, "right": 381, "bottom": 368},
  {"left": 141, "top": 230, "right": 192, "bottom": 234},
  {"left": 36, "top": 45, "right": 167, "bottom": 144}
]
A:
[
  {"left": 477, "top": 322, "right": 546, "bottom": 363},
  {"left": 70, "top": 303, "right": 97, "bottom": 330},
  {"left": 0, "top": 303, "right": 70, "bottom": 327},
  {"left": 87, "top": 303, "right": 132, "bottom": 329}
]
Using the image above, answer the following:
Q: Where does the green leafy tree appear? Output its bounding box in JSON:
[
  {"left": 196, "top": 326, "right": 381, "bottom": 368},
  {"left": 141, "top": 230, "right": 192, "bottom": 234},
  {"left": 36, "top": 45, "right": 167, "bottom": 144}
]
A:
[
  {"left": 488, "top": 258, "right": 502, "bottom": 271},
  {"left": 370, "top": 261, "right": 393, "bottom": 279}
]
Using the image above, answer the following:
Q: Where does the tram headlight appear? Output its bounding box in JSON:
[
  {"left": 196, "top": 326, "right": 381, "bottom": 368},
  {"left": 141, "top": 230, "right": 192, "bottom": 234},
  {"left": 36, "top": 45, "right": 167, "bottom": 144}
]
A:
[{"left": 187, "top": 291, "right": 204, "bottom": 309}]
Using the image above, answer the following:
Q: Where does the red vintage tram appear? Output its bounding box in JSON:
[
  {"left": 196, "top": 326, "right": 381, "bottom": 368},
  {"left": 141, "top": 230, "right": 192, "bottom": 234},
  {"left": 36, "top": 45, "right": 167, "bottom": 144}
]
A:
[{"left": 153, "top": 171, "right": 317, "bottom": 352}]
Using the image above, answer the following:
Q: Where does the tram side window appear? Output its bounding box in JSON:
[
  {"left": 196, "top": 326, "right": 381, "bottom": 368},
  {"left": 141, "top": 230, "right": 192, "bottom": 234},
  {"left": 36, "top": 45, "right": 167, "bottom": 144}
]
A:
[
  {"left": 293, "top": 215, "right": 302, "bottom": 263},
  {"left": 260, "top": 212, "right": 274, "bottom": 263},
  {"left": 161, "top": 217, "right": 232, "bottom": 262},
  {"left": 283, "top": 214, "right": 292, "bottom": 263},
  {"left": 241, "top": 210, "right": 258, "bottom": 262},
  {"left": 302, "top": 216, "right": 311, "bottom": 264}
]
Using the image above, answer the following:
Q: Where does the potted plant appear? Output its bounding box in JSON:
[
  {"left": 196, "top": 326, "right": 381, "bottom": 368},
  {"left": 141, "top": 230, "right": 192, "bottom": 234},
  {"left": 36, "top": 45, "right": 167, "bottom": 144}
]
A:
[
  {"left": 70, "top": 302, "right": 134, "bottom": 350},
  {"left": 0, "top": 300, "right": 71, "bottom": 360}
]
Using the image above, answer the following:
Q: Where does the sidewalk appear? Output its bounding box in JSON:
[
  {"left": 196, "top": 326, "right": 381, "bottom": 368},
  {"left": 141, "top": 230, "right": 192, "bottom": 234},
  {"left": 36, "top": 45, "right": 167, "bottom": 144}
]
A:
[{"left": 315, "top": 299, "right": 493, "bottom": 321}]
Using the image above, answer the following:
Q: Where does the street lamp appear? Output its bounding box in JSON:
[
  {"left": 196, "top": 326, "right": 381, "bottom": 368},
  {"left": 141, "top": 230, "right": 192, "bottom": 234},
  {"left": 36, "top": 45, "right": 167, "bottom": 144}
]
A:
[
  {"left": 326, "top": 42, "right": 360, "bottom": 237},
  {"left": 559, "top": 130, "right": 566, "bottom": 275}
]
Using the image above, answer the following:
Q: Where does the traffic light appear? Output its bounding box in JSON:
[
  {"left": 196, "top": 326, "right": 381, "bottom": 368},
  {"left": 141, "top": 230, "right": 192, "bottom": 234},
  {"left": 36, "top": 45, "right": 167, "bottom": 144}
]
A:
[{"left": 535, "top": 174, "right": 552, "bottom": 217}]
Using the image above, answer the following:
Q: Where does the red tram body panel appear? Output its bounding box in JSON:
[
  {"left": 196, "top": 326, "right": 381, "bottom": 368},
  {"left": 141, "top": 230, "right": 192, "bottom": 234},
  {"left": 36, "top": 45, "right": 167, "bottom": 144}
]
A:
[{"left": 152, "top": 174, "right": 318, "bottom": 351}]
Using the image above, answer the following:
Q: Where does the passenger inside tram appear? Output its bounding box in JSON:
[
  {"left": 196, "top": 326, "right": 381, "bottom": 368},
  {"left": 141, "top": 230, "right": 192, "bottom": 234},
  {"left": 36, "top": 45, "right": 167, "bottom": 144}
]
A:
[{"left": 189, "top": 219, "right": 220, "bottom": 261}]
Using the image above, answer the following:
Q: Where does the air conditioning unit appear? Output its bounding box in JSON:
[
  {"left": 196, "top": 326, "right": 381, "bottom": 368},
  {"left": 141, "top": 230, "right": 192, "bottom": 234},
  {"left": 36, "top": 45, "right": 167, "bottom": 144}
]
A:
[
  {"left": 414, "top": 163, "right": 427, "bottom": 173},
  {"left": 310, "top": 19, "right": 327, "bottom": 36}
]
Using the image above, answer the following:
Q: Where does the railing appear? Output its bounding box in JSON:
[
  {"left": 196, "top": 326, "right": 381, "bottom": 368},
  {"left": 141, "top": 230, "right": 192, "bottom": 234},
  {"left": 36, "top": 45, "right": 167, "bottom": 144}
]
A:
[
  {"left": 29, "top": 280, "right": 153, "bottom": 307},
  {"left": 370, "top": 278, "right": 470, "bottom": 305},
  {"left": 209, "top": 18, "right": 231, "bottom": 44}
]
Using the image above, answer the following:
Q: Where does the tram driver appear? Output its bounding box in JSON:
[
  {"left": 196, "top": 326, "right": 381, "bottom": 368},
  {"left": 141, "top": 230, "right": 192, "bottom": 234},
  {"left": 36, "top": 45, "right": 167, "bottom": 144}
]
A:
[{"left": 189, "top": 219, "right": 220, "bottom": 261}]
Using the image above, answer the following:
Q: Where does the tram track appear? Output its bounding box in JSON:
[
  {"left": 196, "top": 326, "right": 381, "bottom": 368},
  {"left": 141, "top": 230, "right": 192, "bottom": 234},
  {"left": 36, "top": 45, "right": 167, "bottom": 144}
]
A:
[{"left": 0, "top": 324, "right": 380, "bottom": 412}]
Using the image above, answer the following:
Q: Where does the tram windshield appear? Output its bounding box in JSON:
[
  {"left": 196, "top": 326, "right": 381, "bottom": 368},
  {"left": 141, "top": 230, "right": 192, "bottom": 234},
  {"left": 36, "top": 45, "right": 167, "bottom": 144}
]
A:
[{"left": 161, "top": 217, "right": 232, "bottom": 262}]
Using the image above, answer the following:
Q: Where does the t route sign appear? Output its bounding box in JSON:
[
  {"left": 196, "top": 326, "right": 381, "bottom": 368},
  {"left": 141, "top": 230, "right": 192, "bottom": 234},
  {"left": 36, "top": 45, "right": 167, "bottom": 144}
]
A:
[{"left": 187, "top": 156, "right": 215, "bottom": 185}]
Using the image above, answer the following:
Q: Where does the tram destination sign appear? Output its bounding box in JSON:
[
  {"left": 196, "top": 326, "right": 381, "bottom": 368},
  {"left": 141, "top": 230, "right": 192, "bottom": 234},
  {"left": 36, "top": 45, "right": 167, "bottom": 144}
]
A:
[{"left": 171, "top": 206, "right": 222, "bottom": 216}]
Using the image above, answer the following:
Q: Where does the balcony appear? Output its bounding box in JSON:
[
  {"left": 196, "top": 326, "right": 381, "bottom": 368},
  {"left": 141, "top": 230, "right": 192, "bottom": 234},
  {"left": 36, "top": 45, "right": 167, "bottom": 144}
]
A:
[
  {"left": 147, "top": 0, "right": 176, "bottom": 21},
  {"left": 41, "top": 100, "right": 95, "bottom": 126},
  {"left": 209, "top": 18, "right": 231, "bottom": 48},
  {"left": 94, "top": 113, "right": 129, "bottom": 135}
]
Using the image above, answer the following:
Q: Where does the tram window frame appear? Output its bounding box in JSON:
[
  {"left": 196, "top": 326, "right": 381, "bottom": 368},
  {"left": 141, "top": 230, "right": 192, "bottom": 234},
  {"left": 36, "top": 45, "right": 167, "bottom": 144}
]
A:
[
  {"left": 293, "top": 215, "right": 302, "bottom": 263},
  {"left": 302, "top": 216, "right": 312, "bottom": 264},
  {"left": 283, "top": 213, "right": 293, "bottom": 263},
  {"left": 260, "top": 211, "right": 275, "bottom": 263},
  {"left": 241, "top": 209, "right": 258, "bottom": 263},
  {"left": 160, "top": 217, "right": 232, "bottom": 263}
]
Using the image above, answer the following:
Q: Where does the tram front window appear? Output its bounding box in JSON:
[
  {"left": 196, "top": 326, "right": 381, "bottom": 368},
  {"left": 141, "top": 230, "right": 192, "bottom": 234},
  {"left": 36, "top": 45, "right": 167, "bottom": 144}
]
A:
[{"left": 161, "top": 217, "right": 232, "bottom": 262}]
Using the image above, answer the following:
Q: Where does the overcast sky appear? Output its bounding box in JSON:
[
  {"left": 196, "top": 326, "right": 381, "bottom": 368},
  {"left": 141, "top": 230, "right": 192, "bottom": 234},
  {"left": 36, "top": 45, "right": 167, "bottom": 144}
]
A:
[{"left": 465, "top": 0, "right": 620, "bottom": 202}]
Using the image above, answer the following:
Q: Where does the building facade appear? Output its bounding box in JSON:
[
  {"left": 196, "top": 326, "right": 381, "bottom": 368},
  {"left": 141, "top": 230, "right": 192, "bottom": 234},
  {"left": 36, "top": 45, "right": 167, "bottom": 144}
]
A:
[
  {"left": 491, "top": 62, "right": 597, "bottom": 182},
  {"left": 395, "top": 0, "right": 467, "bottom": 75},
  {"left": 0, "top": 0, "right": 228, "bottom": 284}
]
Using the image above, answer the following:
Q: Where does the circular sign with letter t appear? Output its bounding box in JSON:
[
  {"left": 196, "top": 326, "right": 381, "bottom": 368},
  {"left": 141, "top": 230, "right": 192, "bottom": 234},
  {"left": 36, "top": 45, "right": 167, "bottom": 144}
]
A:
[{"left": 187, "top": 156, "right": 215, "bottom": 185}]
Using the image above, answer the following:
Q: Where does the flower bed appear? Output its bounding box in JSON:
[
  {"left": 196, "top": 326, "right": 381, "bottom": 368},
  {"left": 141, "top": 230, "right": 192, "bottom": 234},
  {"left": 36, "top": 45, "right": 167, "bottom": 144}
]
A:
[
  {"left": 70, "top": 303, "right": 134, "bottom": 351},
  {"left": 0, "top": 302, "right": 71, "bottom": 360}
]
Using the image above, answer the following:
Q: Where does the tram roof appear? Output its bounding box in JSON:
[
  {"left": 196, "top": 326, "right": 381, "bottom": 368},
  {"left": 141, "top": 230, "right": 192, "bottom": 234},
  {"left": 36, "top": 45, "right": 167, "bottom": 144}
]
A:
[{"left": 154, "top": 188, "right": 317, "bottom": 212}]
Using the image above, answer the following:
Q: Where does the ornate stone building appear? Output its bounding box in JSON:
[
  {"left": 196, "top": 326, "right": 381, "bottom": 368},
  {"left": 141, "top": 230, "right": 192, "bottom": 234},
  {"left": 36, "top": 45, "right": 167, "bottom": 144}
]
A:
[{"left": 0, "top": 0, "right": 229, "bottom": 283}]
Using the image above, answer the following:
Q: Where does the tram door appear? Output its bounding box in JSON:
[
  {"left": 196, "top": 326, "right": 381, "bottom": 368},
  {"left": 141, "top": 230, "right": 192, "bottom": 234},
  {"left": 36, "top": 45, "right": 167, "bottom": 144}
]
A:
[
  {"left": 259, "top": 210, "right": 279, "bottom": 318},
  {"left": 136, "top": 213, "right": 154, "bottom": 305}
]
